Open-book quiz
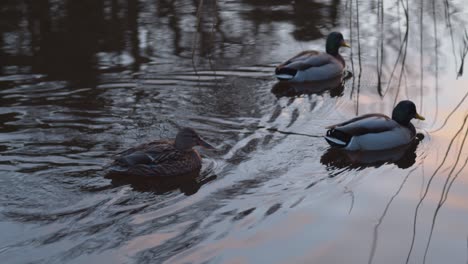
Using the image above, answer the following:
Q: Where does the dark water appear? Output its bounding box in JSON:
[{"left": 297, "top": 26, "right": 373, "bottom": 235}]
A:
[{"left": 1, "top": 0, "right": 468, "bottom": 263}]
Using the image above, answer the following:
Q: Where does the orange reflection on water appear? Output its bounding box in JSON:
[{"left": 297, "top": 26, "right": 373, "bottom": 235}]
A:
[{"left": 164, "top": 211, "right": 315, "bottom": 264}]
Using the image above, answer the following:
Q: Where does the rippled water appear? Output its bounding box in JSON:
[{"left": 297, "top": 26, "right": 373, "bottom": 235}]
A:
[{"left": 1, "top": 0, "right": 468, "bottom": 263}]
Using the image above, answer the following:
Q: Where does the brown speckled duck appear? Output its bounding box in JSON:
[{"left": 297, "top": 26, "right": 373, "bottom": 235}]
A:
[{"left": 108, "top": 128, "right": 215, "bottom": 177}]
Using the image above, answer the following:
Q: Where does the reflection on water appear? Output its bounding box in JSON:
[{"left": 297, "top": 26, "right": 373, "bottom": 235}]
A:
[{"left": 1, "top": 0, "right": 468, "bottom": 263}]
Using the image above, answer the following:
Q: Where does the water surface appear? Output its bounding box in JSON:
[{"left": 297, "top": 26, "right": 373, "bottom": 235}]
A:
[{"left": 1, "top": 0, "right": 468, "bottom": 263}]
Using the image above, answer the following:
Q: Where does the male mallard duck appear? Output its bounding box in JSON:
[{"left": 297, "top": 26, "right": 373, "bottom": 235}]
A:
[
  {"left": 324, "top": 100, "right": 425, "bottom": 151},
  {"left": 275, "top": 32, "right": 350, "bottom": 82},
  {"left": 108, "top": 128, "right": 215, "bottom": 177}
]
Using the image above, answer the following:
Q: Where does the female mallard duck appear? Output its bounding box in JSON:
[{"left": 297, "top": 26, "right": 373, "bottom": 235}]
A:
[
  {"left": 325, "top": 100, "right": 425, "bottom": 151},
  {"left": 275, "top": 32, "right": 350, "bottom": 82},
  {"left": 108, "top": 128, "right": 215, "bottom": 177}
]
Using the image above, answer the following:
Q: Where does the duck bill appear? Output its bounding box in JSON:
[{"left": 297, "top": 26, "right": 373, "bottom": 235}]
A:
[
  {"left": 341, "top": 40, "right": 351, "bottom": 48},
  {"left": 198, "top": 138, "right": 216, "bottom": 149},
  {"left": 415, "top": 113, "right": 425, "bottom": 120}
]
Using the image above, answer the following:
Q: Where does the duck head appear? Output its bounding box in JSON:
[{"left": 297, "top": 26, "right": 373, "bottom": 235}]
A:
[
  {"left": 175, "top": 127, "right": 215, "bottom": 151},
  {"left": 392, "top": 100, "right": 425, "bottom": 126},
  {"left": 326, "top": 32, "right": 350, "bottom": 56}
]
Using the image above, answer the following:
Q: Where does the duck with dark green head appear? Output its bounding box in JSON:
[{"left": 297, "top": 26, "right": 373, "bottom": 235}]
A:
[
  {"left": 324, "top": 100, "right": 425, "bottom": 151},
  {"left": 275, "top": 32, "right": 350, "bottom": 82},
  {"left": 108, "top": 127, "right": 215, "bottom": 177}
]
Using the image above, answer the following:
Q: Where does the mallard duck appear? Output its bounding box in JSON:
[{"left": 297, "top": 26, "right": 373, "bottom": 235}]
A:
[
  {"left": 275, "top": 32, "right": 350, "bottom": 82},
  {"left": 108, "top": 128, "right": 215, "bottom": 177},
  {"left": 325, "top": 100, "right": 425, "bottom": 151}
]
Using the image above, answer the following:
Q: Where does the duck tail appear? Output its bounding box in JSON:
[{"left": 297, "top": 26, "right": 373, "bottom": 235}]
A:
[
  {"left": 275, "top": 67, "right": 297, "bottom": 81},
  {"left": 324, "top": 129, "right": 350, "bottom": 148}
]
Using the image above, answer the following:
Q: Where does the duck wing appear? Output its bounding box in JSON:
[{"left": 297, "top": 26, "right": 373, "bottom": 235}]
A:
[
  {"left": 326, "top": 114, "right": 394, "bottom": 135},
  {"left": 325, "top": 114, "right": 399, "bottom": 148},
  {"left": 113, "top": 140, "right": 179, "bottom": 167},
  {"left": 277, "top": 51, "right": 333, "bottom": 71},
  {"left": 111, "top": 140, "right": 201, "bottom": 177}
]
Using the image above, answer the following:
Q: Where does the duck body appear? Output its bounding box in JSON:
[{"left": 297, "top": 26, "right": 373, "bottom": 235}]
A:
[
  {"left": 109, "top": 140, "right": 203, "bottom": 177},
  {"left": 325, "top": 114, "right": 415, "bottom": 151},
  {"left": 324, "top": 101, "right": 425, "bottom": 151},
  {"left": 107, "top": 128, "right": 214, "bottom": 178},
  {"left": 321, "top": 138, "right": 420, "bottom": 169},
  {"left": 275, "top": 32, "right": 349, "bottom": 82},
  {"left": 271, "top": 74, "right": 344, "bottom": 97},
  {"left": 275, "top": 51, "right": 345, "bottom": 82}
]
